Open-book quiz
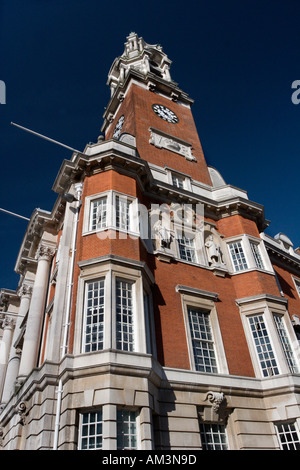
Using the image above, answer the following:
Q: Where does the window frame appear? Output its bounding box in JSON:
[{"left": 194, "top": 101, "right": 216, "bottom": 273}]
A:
[
  {"left": 199, "top": 422, "right": 229, "bottom": 450},
  {"left": 238, "top": 295, "right": 300, "bottom": 378},
  {"left": 82, "top": 278, "right": 106, "bottom": 353},
  {"left": 292, "top": 276, "right": 300, "bottom": 299},
  {"left": 74, "top": 260, "right": 153, "bottom": 356},
  {"left": 248, "top": 313, "right": 280, "bottom": 377},
  {"left": 273, "top": 313, "right": 299, "bottom": 373},
  {"left": 176, "top": 233, "right": 198, "bottom": 263},
  {"left": 83, "top": 190, "right": 139, "bottom": 237},
  {"left": 187, "top": 306, "right": 219, "bottom": 374},
  {"left": 225, "top": 235, "right": 272, "bottom": 274},
  {"left": 116, "top": 408, "right": 140, "bottom": 450},
  {"left": 78, "top": 409, "right": 103, "bottom": 450},
  {"left": 275, "top": 420, "right": 300, "bottom": 450},
  {"left": 178, "top": 286, "right": 228, "bottom": 375}
]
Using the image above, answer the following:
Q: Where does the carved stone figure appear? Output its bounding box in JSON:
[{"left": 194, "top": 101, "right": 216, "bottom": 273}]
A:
[{"left": 156, "top": 221, "right": 172, "bottom": 249}]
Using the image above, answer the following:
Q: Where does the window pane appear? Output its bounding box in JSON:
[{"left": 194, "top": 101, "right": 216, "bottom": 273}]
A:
[
  {"left": 273, "top": 314, "right": 299, "bottom": 373},
  {"left": 90, "top": 197, "right": 107, "bottom": 231},
  {"left": 276, "top": 422, "right": 300, "bottom": 450},
  {"left": 200, "top": 423, "right": 228, "bottom": 450},
  {"left": 178, "top": 236, "right": 196, "bottom": 263},
  {"left": 188, "top": 308, "right": 218, "bottom": 373},
  {"left": 248, "top": 315, "right": 279, "bottom": 377},
  {"left": 84, "top": 280, "right": 105, "bottom": 352},
  {"left": 117, "top": 410, "right": 137, "bottom": 450},
  {"left": 116, "top": 196, "right": 130, "bottom": 231},
  {"left": 228, "top": 241, "right": 248, "bottom": 271},
  {"left": 80, "top": 410, "right": 103, "bottom": 450},
  {"left": 172, "top": 174, "right": 184, "bottom": 189},
  {"left": 116, "top": 280, "right": 134, "bottom": 351},
  {"left": 250, "top": 241, "right": 264, "bottom": 269}
]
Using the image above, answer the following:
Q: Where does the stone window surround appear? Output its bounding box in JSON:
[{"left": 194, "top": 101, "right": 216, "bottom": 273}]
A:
[
  {"left": 82, "top": 190, "right": 139, "bottom": 238},
  {"left": 292, "top": 276, "right": 300, "bottom": 299},
  {"left": 274, "top": 420, "right": 300, "bottom": 450},
  {"left": 236, "top": 294, "right": 300, "bottom": 379},
  {"left": 73, "top": 257, "right": 154, "bottom": 356},
  {"left": 78, "top": 406, "right": 142, "bottom": 450},
  {"left": 176, "top": 285, "right": 229, "bottom": 375},
  {"left": 225, "top": 234, "right": 273, "bottom": 275}
]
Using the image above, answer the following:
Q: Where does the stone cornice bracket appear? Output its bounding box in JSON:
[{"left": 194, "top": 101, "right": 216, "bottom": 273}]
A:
[
  {"left": 36, "top": 244, "right": 56, "bottom": 262},
  {"left": 206, "top": 391, "right": 225, "bottom": 412},
  {"left": 16, "top": 401, "right": 27, "bottom": 425}
]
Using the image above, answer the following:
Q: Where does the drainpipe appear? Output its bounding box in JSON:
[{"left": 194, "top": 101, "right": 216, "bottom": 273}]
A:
[{"left": 53, "top": 182, "right": 83, "bottom": 450}]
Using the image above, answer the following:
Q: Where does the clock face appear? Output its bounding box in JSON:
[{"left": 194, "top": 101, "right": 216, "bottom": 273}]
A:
[
  {"left": 152, "top": 104, "right": 179, "bottom": 123},
  {"left": 113, "top": 115, "right": 125, "bottom": 138}
]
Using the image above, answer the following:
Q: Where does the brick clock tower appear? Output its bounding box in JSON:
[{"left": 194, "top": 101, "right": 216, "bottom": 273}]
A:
[{"left": 1, "top": 33, "right": 300, "bottom": 451}]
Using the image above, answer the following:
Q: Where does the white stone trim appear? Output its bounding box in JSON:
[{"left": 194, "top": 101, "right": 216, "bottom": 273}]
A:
[
  {"left": 237, "top": 294, "right": 300, "bottom": 378},
  {"left": 225, "top": 234, "right": 274, "bottom": 274},
  {"left": 82, "top": 190, "right": 139, "bottom": 238},
  {"left": 74, "top": 260, "right": 151, "bottom": 356},
  {"left": 149, "top": 127, "right": 196, "bottom": 161},
  {"left": 177, "top": 288, "right": 229, "bottom": 375}
]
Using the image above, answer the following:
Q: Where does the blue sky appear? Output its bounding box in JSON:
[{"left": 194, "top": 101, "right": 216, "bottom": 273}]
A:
[{"left": 0, "top": 0, "right": 300, "bottom": 290}]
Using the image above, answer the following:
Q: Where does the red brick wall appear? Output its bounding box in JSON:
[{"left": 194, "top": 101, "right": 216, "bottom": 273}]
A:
[
  {"left": 217, "top": 214, "right": 260, "bottom": 238},
  {"left": 150, "top": 256, "right": 255, "bottom": 376},
  {"left": 106, "top": 83, "right": 212, "bottom": 186},
  {"left": 272, "top": 260, "right": 300, "bottom": 320}
]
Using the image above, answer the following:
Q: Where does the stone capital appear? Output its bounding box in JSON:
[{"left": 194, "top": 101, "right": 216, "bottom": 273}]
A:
[{"left": 36, "top": 244, "right": 56, "bottom": 262}]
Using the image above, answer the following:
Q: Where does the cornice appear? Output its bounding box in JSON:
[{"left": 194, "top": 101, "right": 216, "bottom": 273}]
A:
[{"left": 262, "top": 234, "right": 300, "bottom": 271}]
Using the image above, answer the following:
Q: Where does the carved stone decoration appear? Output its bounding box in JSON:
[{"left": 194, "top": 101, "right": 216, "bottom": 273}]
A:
[
  {"left": 36, "top": 244, "right": 56, "bottom": 262},
  {"left": 16, "top": 401, "right": 27, "bottom": 425},
  {"left": 206, "top": 391, "right": 225, "bottom": 412},
  {"left": 155, "top": 220, "right": 172, "bottom": 249},
  {"left": 149, "top": 128, "right": 196, "bottom": 161},
  {"left": 205, "top": 234, "right": 224, "bottom": 267},
  {"left": 204, "top": 228, "right": 227, "bottom": 277},
  {"left": 1, "top": 316, "right": 16, "bottom": 330},
  {"left": 19, "top": 283, "right": 33, "bottom": 298},
  {"left": 153, "top": 220, "right": 175, "bottom": 263}
]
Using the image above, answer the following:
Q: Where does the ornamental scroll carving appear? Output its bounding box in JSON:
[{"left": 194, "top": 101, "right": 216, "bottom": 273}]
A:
[
  {"left": 149, "top": 128, "right": 196, "bottom": 161},
  {"left": 206, "top": 391, "right": 225, "bottom": 412}
]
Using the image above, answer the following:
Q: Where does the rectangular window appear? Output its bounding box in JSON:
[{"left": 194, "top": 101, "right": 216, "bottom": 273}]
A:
[
  {"left": 294, "top": 278, "right": 300, "bottom": 298},
  {"left": 199, "top": 423, "right": 228, "bottom": 450},
  {"left": 248, "top": 315, "right": 279, "bottom": 377},
  {"left": 188, "top": 308, "right": 218, "bottom": 373},
  {"left": 275, "top": 422, "right": 300, "bottom": 450},
  {"left": 90, "top": 197, "right": 107, "bottom": 231},
  {"left": 250, "top": 241, "right": 264, "bottom": 269},
  {"left": 80, "top": 410, "right": 103, "bottom": 450},
  {"left": 84, "top": 280, "right": 105, "bottom": 353},
  {"left": 178, "top": 236, "right": 196, "bottom": 263},
  {"left": 116, "top": 280, "right": 134, "bottom": 351},
  {"left": 228, "top": 241, "right": 248, "bottom": 271},
  {"left": 116, "top": 195, "right": 130, "bottom": 231},
  {"left": 273, "top": 314, "right": 299, "bottom": 373},
  {"left": 117, "top": 409, "right": 137, "bottom": 450},
  {"left": 172, "top": 174, "right": 185, "bottom": 189}
]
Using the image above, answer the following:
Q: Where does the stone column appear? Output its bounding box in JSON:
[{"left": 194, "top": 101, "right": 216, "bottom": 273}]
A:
[
  {"left": 18, "top": 244, "right": 55, "bottom": 381},
  {"left": 0, "top": 316, "right": 15, "bottom": 398},
  {"left": 1, "top": 284, "right": 32, "bottom": 404}
]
